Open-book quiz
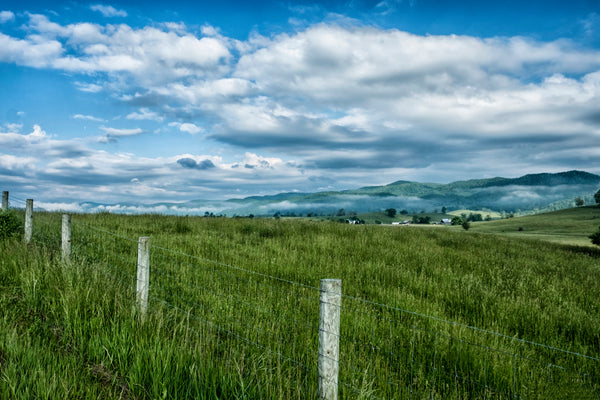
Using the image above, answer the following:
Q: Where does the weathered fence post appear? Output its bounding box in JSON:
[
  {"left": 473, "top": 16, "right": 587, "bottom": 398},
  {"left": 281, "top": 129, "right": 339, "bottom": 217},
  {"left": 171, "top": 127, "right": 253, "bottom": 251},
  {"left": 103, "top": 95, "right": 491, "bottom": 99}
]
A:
[
  {"left": 25, "top": 199, "right": 33, "bottom": 243},
  {"left": 136, "top": 237, "right": 150, "bottom": 318},
  {"left": 62, "top": 214, "right": 71, "bottom": 264},
  {"left": 319, "top": 279, "right": 342, "bottom": 400},
  {"left": 1, "top": 191, "right": 8, "bottom": 210}
]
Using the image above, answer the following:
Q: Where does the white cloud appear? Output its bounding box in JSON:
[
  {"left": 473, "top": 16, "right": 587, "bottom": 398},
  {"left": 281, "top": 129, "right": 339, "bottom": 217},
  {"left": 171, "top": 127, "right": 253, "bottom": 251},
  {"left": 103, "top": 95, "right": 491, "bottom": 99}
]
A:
[
  {"left": 1, "top": 14, "right": 231, "bottom": 88},
  {"left": 179, "top": 123, "right": 202, "bottom": 134},
  {"left": 220, "top": 25, "right": 600, "bottom": 158},
  {"left": 0, "top": 32, "right": 63, "bottom": 68},
  {"left": 235, "top": 25, "right": 600, "bottom": 103},
  {"left": 0, "top": 11, "right": 15, "bottom": 23},
  {"left": 0, "top": 124, "right": 90, "bottom": 163},
  {"left": 90, "top": 4, "right": 127, "bottom": 18},
  {"left": 240, "top": 152, "right": 285, "bottom": 169},
  {"left": 0, "top": 154, "right": 36, "bottom": 171},
  {"left": 169, "top": 122, "right": 203, "bottom": 134},
  {"left": 0, "top": 125, "right": 49, "bottom": 147},
  {"left": 154, "top": 78, "right": 256, "bottom": 104}
]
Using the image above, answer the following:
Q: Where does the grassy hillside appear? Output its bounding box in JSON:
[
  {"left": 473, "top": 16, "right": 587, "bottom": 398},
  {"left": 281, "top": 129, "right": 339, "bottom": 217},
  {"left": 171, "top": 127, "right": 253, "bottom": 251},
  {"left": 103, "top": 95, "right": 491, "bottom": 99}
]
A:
[
  {"left": 1, "top": 211, "right": 599, "bottom": 399},
  {"left": 467, "top": 206, "right": 600, "bottom": 247}
]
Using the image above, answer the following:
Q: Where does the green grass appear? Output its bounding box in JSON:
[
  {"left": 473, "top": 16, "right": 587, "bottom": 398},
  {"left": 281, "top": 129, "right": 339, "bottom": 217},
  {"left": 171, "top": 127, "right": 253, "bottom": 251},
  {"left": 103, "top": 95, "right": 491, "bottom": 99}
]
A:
[
  {"left": 1, "top": 210, "right": 599, "bottom": 399},
  {"left": 467, "top": 206, "right": 600, "bottom": 246}
]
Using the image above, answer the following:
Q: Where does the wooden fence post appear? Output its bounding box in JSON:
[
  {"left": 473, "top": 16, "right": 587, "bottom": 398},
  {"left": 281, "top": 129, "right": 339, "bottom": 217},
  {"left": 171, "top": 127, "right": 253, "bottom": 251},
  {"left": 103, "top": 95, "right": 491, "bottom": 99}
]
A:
[
  {"left": 25, "top": 199, "right": 33, "bottom": 243},
  {"left": 62, "top": 214, "right": 71, "bottom": 264},
  {"left": 319, "top": 279, "right": 342, "bottom": 400},
  {"left": 1, "top": 191, "right": 7, "bottom": 210},
  {"left": 136, "top": 237, "right": 150, "bottom": 318}
]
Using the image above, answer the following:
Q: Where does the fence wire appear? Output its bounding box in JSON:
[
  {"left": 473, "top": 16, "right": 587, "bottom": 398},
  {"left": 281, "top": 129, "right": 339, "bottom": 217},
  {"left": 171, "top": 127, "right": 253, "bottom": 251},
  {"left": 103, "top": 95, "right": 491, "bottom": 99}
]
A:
[
  {"left": 5, "top": 194, "right": 28, "bottom": 210},
  {"left": 147, "top": 243, "right": 323, "bottom": 398},
  {"left": 338, "top": 294, "right": 600, "bottom": 399},
  {"left": 12, "top": 211, "right": 600, "bottom": 400}
]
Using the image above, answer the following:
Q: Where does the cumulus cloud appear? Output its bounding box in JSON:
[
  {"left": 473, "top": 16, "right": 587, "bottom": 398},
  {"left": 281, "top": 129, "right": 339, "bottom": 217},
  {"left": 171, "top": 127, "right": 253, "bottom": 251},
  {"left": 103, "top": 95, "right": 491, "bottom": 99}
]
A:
[
  {"left": 0, "top": 32, "right": 63, "bottom": 68},
  {"left": 1, "top": 14, "right": 231, "bottom": 89},
  {"left": 235, "top": 25, "right": 600, "bottom": 100}
]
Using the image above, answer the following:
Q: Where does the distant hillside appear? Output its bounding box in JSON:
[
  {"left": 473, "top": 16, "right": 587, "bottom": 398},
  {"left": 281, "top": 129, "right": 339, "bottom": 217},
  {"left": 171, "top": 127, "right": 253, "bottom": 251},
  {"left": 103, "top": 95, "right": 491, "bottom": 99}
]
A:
[
  {"left": 468, "top": 205, "right": 600, "bottom": 247},
  {"left": 73, "top": 170, "right": 600, "bottom": 216},
  {"left": 205, "top": 170, "right": 599, "bottom": 216}
]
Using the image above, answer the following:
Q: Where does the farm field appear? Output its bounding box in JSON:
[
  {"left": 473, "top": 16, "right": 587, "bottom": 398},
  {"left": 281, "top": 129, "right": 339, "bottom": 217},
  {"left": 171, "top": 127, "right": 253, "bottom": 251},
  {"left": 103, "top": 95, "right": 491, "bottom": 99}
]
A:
[{"left": 1, "top": 209, "right": 599, "bottom": 399}]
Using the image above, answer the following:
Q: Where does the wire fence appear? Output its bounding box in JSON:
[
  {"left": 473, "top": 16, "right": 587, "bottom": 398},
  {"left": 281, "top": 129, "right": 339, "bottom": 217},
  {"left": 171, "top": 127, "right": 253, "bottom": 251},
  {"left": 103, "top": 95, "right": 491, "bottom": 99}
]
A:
[{"left": 5, "top": 202, "right": 600, "bottom": 400}]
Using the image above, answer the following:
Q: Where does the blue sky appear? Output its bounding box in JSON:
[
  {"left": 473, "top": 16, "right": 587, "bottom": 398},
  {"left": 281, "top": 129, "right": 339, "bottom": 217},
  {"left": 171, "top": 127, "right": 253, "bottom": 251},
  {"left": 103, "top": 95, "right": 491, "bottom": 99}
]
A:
[{"left": 1, "top": 0, "right": 600, "bottom": 211}]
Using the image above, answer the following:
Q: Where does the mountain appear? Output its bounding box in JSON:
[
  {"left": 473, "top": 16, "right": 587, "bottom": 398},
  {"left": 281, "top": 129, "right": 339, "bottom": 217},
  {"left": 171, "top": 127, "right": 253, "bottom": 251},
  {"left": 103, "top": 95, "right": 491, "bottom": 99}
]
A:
[
  {"left": 210, "top": 170, "right": 600, "bottom": 216},
  {"left": 71, "top": 170, "right": 600, "bottom": 216}
]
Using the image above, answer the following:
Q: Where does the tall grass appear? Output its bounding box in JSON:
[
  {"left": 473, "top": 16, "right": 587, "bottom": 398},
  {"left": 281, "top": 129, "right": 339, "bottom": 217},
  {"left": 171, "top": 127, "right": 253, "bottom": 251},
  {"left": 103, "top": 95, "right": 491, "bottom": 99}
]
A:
[{"left": 1, "top": 211, "right": 599, "bottom": 399}]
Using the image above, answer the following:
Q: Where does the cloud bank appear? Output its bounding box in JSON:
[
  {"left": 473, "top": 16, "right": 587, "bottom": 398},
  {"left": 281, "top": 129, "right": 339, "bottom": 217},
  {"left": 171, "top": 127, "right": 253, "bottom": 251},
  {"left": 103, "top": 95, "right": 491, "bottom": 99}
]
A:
[{"left": 0, "top": 8, "right": 599, "bottom": 206}]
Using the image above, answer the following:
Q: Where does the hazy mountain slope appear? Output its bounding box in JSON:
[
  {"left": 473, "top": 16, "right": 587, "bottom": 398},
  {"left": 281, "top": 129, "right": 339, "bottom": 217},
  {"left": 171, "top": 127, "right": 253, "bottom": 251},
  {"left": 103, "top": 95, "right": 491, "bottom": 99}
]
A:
[
  {"left": 71, "top": 170, "right": 600, "bottom": 215},
  {"left": 215, "top": 170, "right": 600, "bottom": 216}
]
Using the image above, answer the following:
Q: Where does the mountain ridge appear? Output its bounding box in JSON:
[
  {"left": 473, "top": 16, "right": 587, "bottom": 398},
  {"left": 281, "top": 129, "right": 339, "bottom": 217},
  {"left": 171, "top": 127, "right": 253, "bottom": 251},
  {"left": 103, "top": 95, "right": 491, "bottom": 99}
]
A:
[
  {"left": 69, "top": 170, "right": 600, "bottom": 215},
  {"left": 217, "top": 170, "right": 600, "bottom": 216}
]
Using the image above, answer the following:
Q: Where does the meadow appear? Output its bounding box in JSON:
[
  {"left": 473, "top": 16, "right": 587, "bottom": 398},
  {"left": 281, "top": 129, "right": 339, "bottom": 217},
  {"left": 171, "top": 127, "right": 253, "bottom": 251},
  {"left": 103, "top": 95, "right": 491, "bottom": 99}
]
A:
[
  {"left": 466, "top": 206, "right": 600, "bottom": 247},
  {"left": 1, "top": 208, "right": 599, "bottom": 399}
]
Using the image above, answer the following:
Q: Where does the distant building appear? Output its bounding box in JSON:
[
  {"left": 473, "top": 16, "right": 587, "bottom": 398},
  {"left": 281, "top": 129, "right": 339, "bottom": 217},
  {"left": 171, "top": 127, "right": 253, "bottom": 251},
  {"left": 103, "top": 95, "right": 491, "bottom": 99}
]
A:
[{"left": 441, "top": 219, "right": 452, "bottom": 225}]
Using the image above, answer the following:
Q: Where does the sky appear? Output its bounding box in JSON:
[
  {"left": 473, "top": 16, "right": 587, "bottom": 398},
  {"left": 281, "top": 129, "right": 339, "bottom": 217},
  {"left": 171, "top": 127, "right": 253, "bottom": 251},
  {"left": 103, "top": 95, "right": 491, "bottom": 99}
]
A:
[{"left": 1, "top": 0, "right": 600, "bottom": 210}]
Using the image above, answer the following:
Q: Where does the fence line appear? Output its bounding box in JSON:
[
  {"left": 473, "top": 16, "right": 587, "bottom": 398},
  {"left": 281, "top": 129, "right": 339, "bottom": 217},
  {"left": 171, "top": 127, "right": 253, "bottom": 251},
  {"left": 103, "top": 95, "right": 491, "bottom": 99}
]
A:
[
  {"left": 4, "top": 198, "right": 599, "bottom": 399},
  {"left": 342, "top": 292, "right": 600, "bottom": 363}
]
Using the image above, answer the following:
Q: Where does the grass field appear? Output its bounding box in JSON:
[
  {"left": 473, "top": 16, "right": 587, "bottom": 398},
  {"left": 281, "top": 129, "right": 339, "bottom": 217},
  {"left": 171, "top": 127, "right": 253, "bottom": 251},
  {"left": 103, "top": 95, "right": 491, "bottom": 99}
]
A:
[
  {"left": 1, "top": 208, "right": 599, "bottom": 399},
  {"left": 466, "top": 206, "right": 600, "bottom": 247}
]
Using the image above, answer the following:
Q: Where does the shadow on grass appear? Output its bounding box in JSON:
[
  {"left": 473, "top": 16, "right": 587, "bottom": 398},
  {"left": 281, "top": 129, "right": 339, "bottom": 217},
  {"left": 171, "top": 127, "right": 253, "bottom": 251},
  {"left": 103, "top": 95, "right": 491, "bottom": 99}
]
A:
[{"left": 556, "top": 243, "right": 600, "bottom": 258}]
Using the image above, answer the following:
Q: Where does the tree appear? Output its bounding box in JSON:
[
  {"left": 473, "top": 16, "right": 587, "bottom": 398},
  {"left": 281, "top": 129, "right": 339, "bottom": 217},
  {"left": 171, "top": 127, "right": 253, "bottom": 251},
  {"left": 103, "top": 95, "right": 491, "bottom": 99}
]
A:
[
  {"left": 462, "top": 220, "right": 471, "bottom": 230},
  {"left": 441, "top": 206, "right": 447, "bottom": 214},
  {"left": 590, "top": 226, "right": 600, "bottom": 246},
  {"left": 595, "top": 189, "right": 600, "bottom": 206},
  {"left": 385, "top": 208, "right": 397, "bottom": 218},
  {"left": 575, "top": 197, "right": 585, "bottom": 207},
  {"left": 467, "top": 213, "right": 483, "bottom": 222},
  {"left": 451, "top": 216, "right": 463, "bottom": 226},
  {"left": 412, "top": 215, "right": 430, "bottom": 224}
]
